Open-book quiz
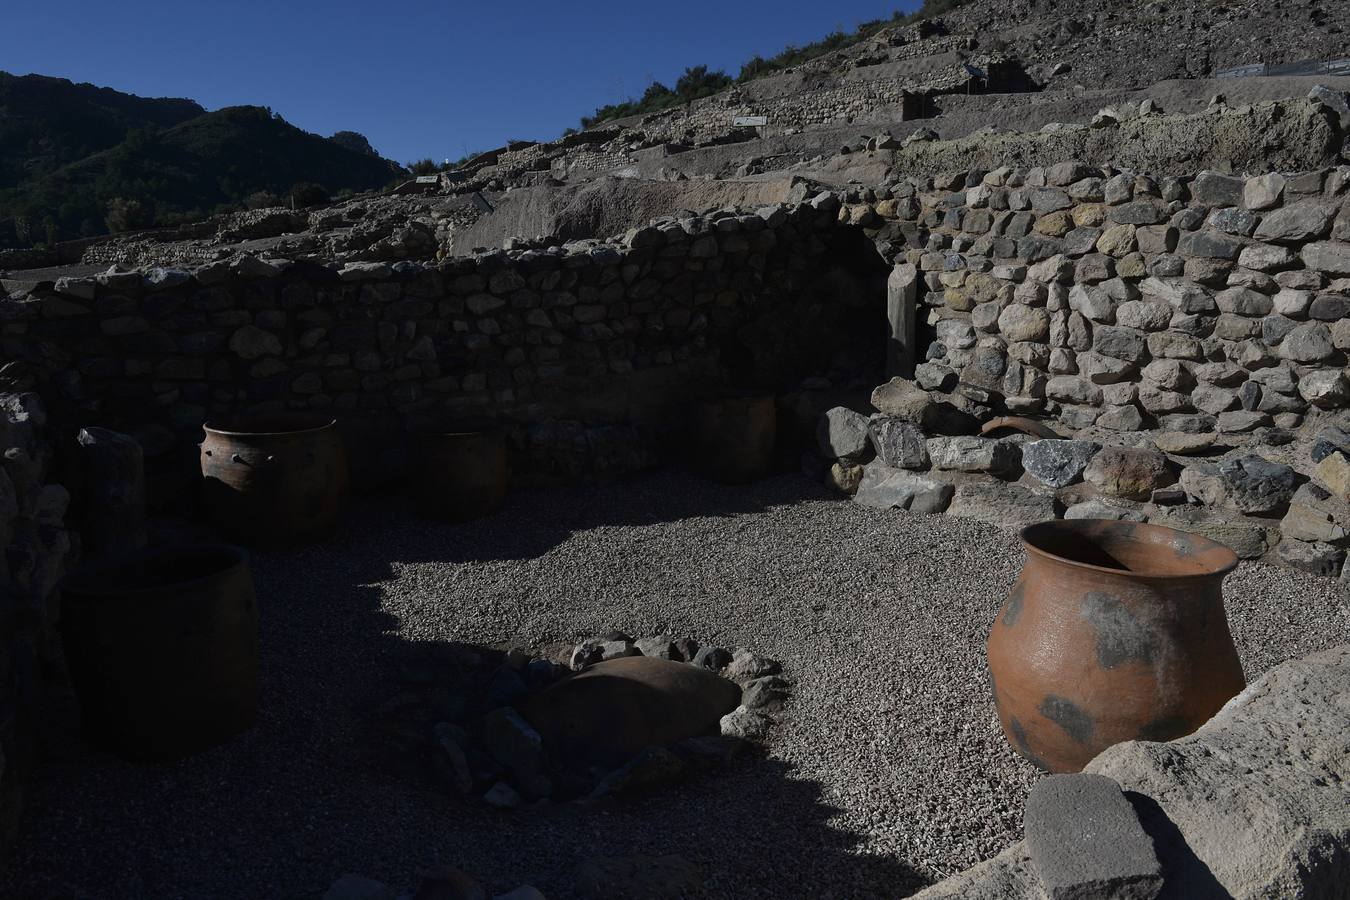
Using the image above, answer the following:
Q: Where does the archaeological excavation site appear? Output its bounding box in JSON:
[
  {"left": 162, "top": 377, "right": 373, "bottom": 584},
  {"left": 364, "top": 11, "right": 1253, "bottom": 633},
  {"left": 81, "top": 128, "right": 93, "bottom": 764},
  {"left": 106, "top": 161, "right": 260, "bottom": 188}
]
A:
[{"left": 0, "top": 0, "right": 1348, "bottom": 897}]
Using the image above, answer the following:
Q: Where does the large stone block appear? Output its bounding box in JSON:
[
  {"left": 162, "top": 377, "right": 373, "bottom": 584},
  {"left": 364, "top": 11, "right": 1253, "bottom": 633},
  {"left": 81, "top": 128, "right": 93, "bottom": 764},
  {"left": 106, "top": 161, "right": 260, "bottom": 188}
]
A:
[
  {"left": 1301, "top": 240, "right": 1350, "bottom": 275},
  {"left": 1022, "top": 439, "right": 1101, "bottom": 488},
  {"left": 868, "top": 417, "right": 929, "bottom": 469},
  {"left": 1147, "top": 507, "right": 1278, "bottom": 558},
  {"left": 871, "top": 378, "right": 938, "bottom": 427},
  {"left": 1084, "top": 447, "right": 1174, "bottom": 500},
  {"left": 1275, "top": 538, "right": 1346, "bottom": 577},
  {"left": 1176, "top": 230, "right": 1244, "bottom": 260},
  {"left": 926, "top": 436, "right": 1021, "bottom": 475},
  {"left": 998, "top": 305, "right": 1051, "bottom": 342},
  {"left": 1280, "top": 483, "right": 1350, "bottom": 544},
  {"left": 1024, "top": 774, "right": 1163, "bottom": 900},
  {"left": 1092, "top": 326, "right": 1149, "bottom": 364},
  {"left": 1178, "top": 455, "right": 1298, "bottom": 515},
  {"left": 1315, "top": 450, "right": 1350, "bottom": 500},
  {"left": 816, "top": 407, "right": 871, "bottom": 462},
  {"left": 1086, "top": 646, "right": 1350, "bottom": 899},
  {"left": 1046, "top": 376, "right": 1103, "bottom": 406},
  {"left": 1190, "top": 171, "right": 1245, "bottom": 207},
  {"left": 1139, "top": 277, "right": 1215, "bottom": 314},
  {"left": 853, "top": 463, "right": 954, "bottom": 514},
  {"left": 1252, "top": 200, "right": 1337, "bottom": 243},
  {"left": 946, "top": 480, "right": 1058, "bottom": 527},
  {"left": 1279, "top": 322, "right": 1336, "bottom": 363},
  {"left": 1243, "top": 173, "right": 1286, "bottom": 210}
]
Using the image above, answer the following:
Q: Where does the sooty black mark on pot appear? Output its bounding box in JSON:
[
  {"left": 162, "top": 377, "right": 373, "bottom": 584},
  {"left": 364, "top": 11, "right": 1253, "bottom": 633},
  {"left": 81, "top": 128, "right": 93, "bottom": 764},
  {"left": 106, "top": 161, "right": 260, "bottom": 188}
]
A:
[
  {"left": 1009, "top": 715, "right": 1049, "bottom": 771},
  {"left": 1003, "top": 582, "right": 1025, "bottom": 628},
  {"left": 1138, "top": 715, "right": 1190, "bottom": 742},
  {"left": 1080, "top": 590, "right": 1156, "bottom": 669},
  {"left": 1039, "top": 694, "right": 1094, "bottom": 745}
]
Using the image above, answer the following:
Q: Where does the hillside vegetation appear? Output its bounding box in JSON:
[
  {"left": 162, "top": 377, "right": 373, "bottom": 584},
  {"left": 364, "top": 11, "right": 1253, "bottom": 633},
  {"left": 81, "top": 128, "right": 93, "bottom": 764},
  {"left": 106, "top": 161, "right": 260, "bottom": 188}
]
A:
[
  {"left": 0, "top": 73, "right": 405, "bottom": 249},
  {"left": 579, "top": 0, "right": 970, "bottom": 128}
]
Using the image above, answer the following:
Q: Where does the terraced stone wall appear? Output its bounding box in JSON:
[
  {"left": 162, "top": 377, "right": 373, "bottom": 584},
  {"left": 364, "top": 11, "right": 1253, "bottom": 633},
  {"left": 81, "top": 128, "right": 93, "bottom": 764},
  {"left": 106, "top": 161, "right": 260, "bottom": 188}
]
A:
[{"left": 1, "top": 196, "right": 885, "bottom": 489}]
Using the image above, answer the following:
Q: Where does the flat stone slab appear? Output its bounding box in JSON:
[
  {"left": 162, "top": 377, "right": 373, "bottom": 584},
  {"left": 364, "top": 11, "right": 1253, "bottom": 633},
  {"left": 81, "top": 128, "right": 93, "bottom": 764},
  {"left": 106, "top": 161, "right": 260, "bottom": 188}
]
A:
[
  {"left": 1025, "top": 774, "right": 1162, "bottom": 900},
  {"left": 854, "top": 462, "right": 954, "bottom": 513},
  {"left": 946, "top": 480, "right": 1058, "bottom": 527}
]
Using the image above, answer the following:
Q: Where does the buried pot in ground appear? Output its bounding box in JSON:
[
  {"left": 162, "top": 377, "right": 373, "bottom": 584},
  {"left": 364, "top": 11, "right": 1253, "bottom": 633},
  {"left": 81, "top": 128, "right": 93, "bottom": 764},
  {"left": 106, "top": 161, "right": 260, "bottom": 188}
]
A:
[{"left": 373, "top": 636, "right": 789, "bottom": 808}]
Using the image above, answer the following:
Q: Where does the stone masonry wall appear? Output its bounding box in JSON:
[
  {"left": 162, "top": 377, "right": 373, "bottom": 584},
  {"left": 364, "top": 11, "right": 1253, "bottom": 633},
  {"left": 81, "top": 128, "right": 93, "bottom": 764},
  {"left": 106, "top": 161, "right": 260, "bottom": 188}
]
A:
[
  {"left": 629, "top": 55, "right": 998, "bottom": 149},
  {"left": 816, "top": 159, "right": 1350, "bottom": 582},
  {"left": 0, "top": 195, "right": 881, "bottom": 487},
  {"left": 861, "top": 162, "right": 1350, "bottom": 432},
  {"left": 0, "top": 391, "right": 74, "bottom": 861}
]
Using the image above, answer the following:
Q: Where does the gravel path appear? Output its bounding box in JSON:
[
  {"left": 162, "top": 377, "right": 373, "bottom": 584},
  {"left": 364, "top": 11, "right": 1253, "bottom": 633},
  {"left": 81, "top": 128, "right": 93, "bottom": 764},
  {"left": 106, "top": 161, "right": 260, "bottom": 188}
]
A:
[{"left": 7, "top": 472, "right": 1349, "bottom": 899}]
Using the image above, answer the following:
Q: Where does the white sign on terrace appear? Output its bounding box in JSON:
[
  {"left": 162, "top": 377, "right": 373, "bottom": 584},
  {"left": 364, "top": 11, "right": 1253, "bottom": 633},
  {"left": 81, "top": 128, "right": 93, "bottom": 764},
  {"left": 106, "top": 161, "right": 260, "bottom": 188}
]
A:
[
  {"left": 415, "top": 175, "right": 439, "bottom": 184},
  {"left": 733, "top": 115, "right": 769, "bottom": 127}
]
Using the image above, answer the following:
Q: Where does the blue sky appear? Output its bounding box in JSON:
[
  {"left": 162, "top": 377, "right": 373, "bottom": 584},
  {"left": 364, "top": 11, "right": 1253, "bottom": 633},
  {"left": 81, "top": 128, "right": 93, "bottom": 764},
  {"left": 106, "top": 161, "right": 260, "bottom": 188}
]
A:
[{"left": 6, "top": 0, "right": 919, "bottom": 164}]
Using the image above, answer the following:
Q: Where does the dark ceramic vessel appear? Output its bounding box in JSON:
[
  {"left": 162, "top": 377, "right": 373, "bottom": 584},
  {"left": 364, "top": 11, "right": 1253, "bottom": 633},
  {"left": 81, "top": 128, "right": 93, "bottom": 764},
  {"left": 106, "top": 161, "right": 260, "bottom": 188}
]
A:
[
  {"left": 201, "top": 414, "right": 348, "bottom": 547},
  {"left": 410, "top": 429, "right": 509, "bottom": 522},
  {"left": 987, "top": 519, "right": 1245, "bottom": 773},
  {"left": 61, "top": 544, "right": 259, "bottom": 761},
  {"left": 690, "top": 394, "right": 776, "bottom": 483}
]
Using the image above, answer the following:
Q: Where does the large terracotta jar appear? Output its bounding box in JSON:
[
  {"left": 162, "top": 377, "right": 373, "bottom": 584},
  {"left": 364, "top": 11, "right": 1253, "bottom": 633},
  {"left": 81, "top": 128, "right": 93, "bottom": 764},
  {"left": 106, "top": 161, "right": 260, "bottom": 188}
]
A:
[
  {"left": 201, "top": 414, "right": 348, "bottom": 547},
  {"left": 690, "top": 394, "right": 777, "bottom": 483},
  {"left": 410, "top": 429, "right": 509, "bottom": 522},
  {"left": 987, "top": 519, "right": 1245, "bottom": 773},
  {"left": 61, "top": 544, "right": 259, "bottom": 761}
]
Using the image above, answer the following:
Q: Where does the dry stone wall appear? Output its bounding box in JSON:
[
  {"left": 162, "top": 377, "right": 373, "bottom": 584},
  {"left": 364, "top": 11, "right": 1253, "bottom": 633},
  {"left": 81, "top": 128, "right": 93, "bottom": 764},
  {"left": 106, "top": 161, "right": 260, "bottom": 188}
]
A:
[
  {"left": 866, "top": 162, "right": 1350, "bottom": 432},
  {"left": 1, "top": 196, "right": 881, "bottom": 486},
  {"left": 630, "top": 55, "right": 1005, "bottom": 150},
  {"left": 879, "top": 97, "right": 1344, "bottom": 178},
  {"left": 0, "top": 391, "right": 75, "bottom": 861},
  {"left": 816, "top": 158, "right": 1350, "bottom": 582}
]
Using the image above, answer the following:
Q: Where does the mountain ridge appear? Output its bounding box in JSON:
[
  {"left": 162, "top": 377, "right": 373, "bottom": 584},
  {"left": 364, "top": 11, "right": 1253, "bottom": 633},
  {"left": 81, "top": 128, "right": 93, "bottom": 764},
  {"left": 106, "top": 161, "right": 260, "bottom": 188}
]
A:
[{"left": 0, "top": 72, "right": 405, "bottom": 248}]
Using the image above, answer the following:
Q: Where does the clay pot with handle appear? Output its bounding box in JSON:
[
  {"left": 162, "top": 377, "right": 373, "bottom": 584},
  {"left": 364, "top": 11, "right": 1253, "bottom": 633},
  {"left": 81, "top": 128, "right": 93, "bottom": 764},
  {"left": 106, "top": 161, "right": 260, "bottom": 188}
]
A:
[
  {"left": 987, "top": 519, "right": 1246, "bottom": 774},
  {"left": 200, "top": 414, "right": 348, "bottom": 548}
]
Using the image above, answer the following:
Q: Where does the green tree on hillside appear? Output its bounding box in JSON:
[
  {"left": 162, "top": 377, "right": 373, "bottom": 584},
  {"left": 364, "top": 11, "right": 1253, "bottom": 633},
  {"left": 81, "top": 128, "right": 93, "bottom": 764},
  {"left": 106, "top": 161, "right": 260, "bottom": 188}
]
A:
[
  {"left": 674, "top": 65, "right": 733, "bottom": 101},
  {"left": 289, "top": 182, "right": 330, "bottom": 208},
  {"left": 105, "top": 196, "right": 151, "bottom": 232},
  {"left": 330, "top": 130, "right": 377, "bottom": 156}
]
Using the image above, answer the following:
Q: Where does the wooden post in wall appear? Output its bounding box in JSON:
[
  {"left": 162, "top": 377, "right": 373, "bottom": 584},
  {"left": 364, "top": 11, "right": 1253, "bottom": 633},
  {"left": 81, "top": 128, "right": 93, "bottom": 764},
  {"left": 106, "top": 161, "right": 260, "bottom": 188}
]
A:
[{"left": 887, "top": 263, "right": 918, "bottom": 378}]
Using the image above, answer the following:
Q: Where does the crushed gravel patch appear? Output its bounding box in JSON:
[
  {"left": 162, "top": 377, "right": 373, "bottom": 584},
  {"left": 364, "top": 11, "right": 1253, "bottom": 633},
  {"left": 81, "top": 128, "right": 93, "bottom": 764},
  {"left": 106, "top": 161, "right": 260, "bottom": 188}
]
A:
[{"left": 6, "top": 472, "right": 1348, "bottom": 899}]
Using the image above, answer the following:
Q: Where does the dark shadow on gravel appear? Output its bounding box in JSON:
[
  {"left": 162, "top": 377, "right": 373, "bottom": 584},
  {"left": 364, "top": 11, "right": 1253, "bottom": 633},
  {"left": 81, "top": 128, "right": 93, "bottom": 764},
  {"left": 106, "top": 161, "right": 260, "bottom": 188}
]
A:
[
  {"left": 347, "top": 470, "right": 836, "bottom": 564},
  {"left": 2, "top": 470, "right": 926, "bottom": 900}
]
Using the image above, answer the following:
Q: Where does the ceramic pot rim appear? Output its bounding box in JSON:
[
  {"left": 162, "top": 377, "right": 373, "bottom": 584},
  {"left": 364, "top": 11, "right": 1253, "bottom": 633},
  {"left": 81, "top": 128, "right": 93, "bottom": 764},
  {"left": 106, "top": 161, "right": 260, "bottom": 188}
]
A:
[
  {"left": 1019, "top": 519, "right": 1240, "bottom": 581},
  {"left": 409, "top": 427, "right": 505, "bottom": 439},
  {"left": 61, "top": 544, "right": 249, "bottom": 597},
  {"left": 204, "top": 415, "right": 338, "bottom": 437},
  {"left": 698, "top": 391, "right": 776, "bottom": 405}
]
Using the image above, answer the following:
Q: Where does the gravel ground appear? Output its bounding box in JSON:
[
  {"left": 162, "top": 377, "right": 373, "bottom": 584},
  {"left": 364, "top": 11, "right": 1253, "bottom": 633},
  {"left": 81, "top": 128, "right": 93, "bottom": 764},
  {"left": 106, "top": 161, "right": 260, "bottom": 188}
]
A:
[{"left": 6, "top": 472, "right": 1349, "bottom": 899}]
